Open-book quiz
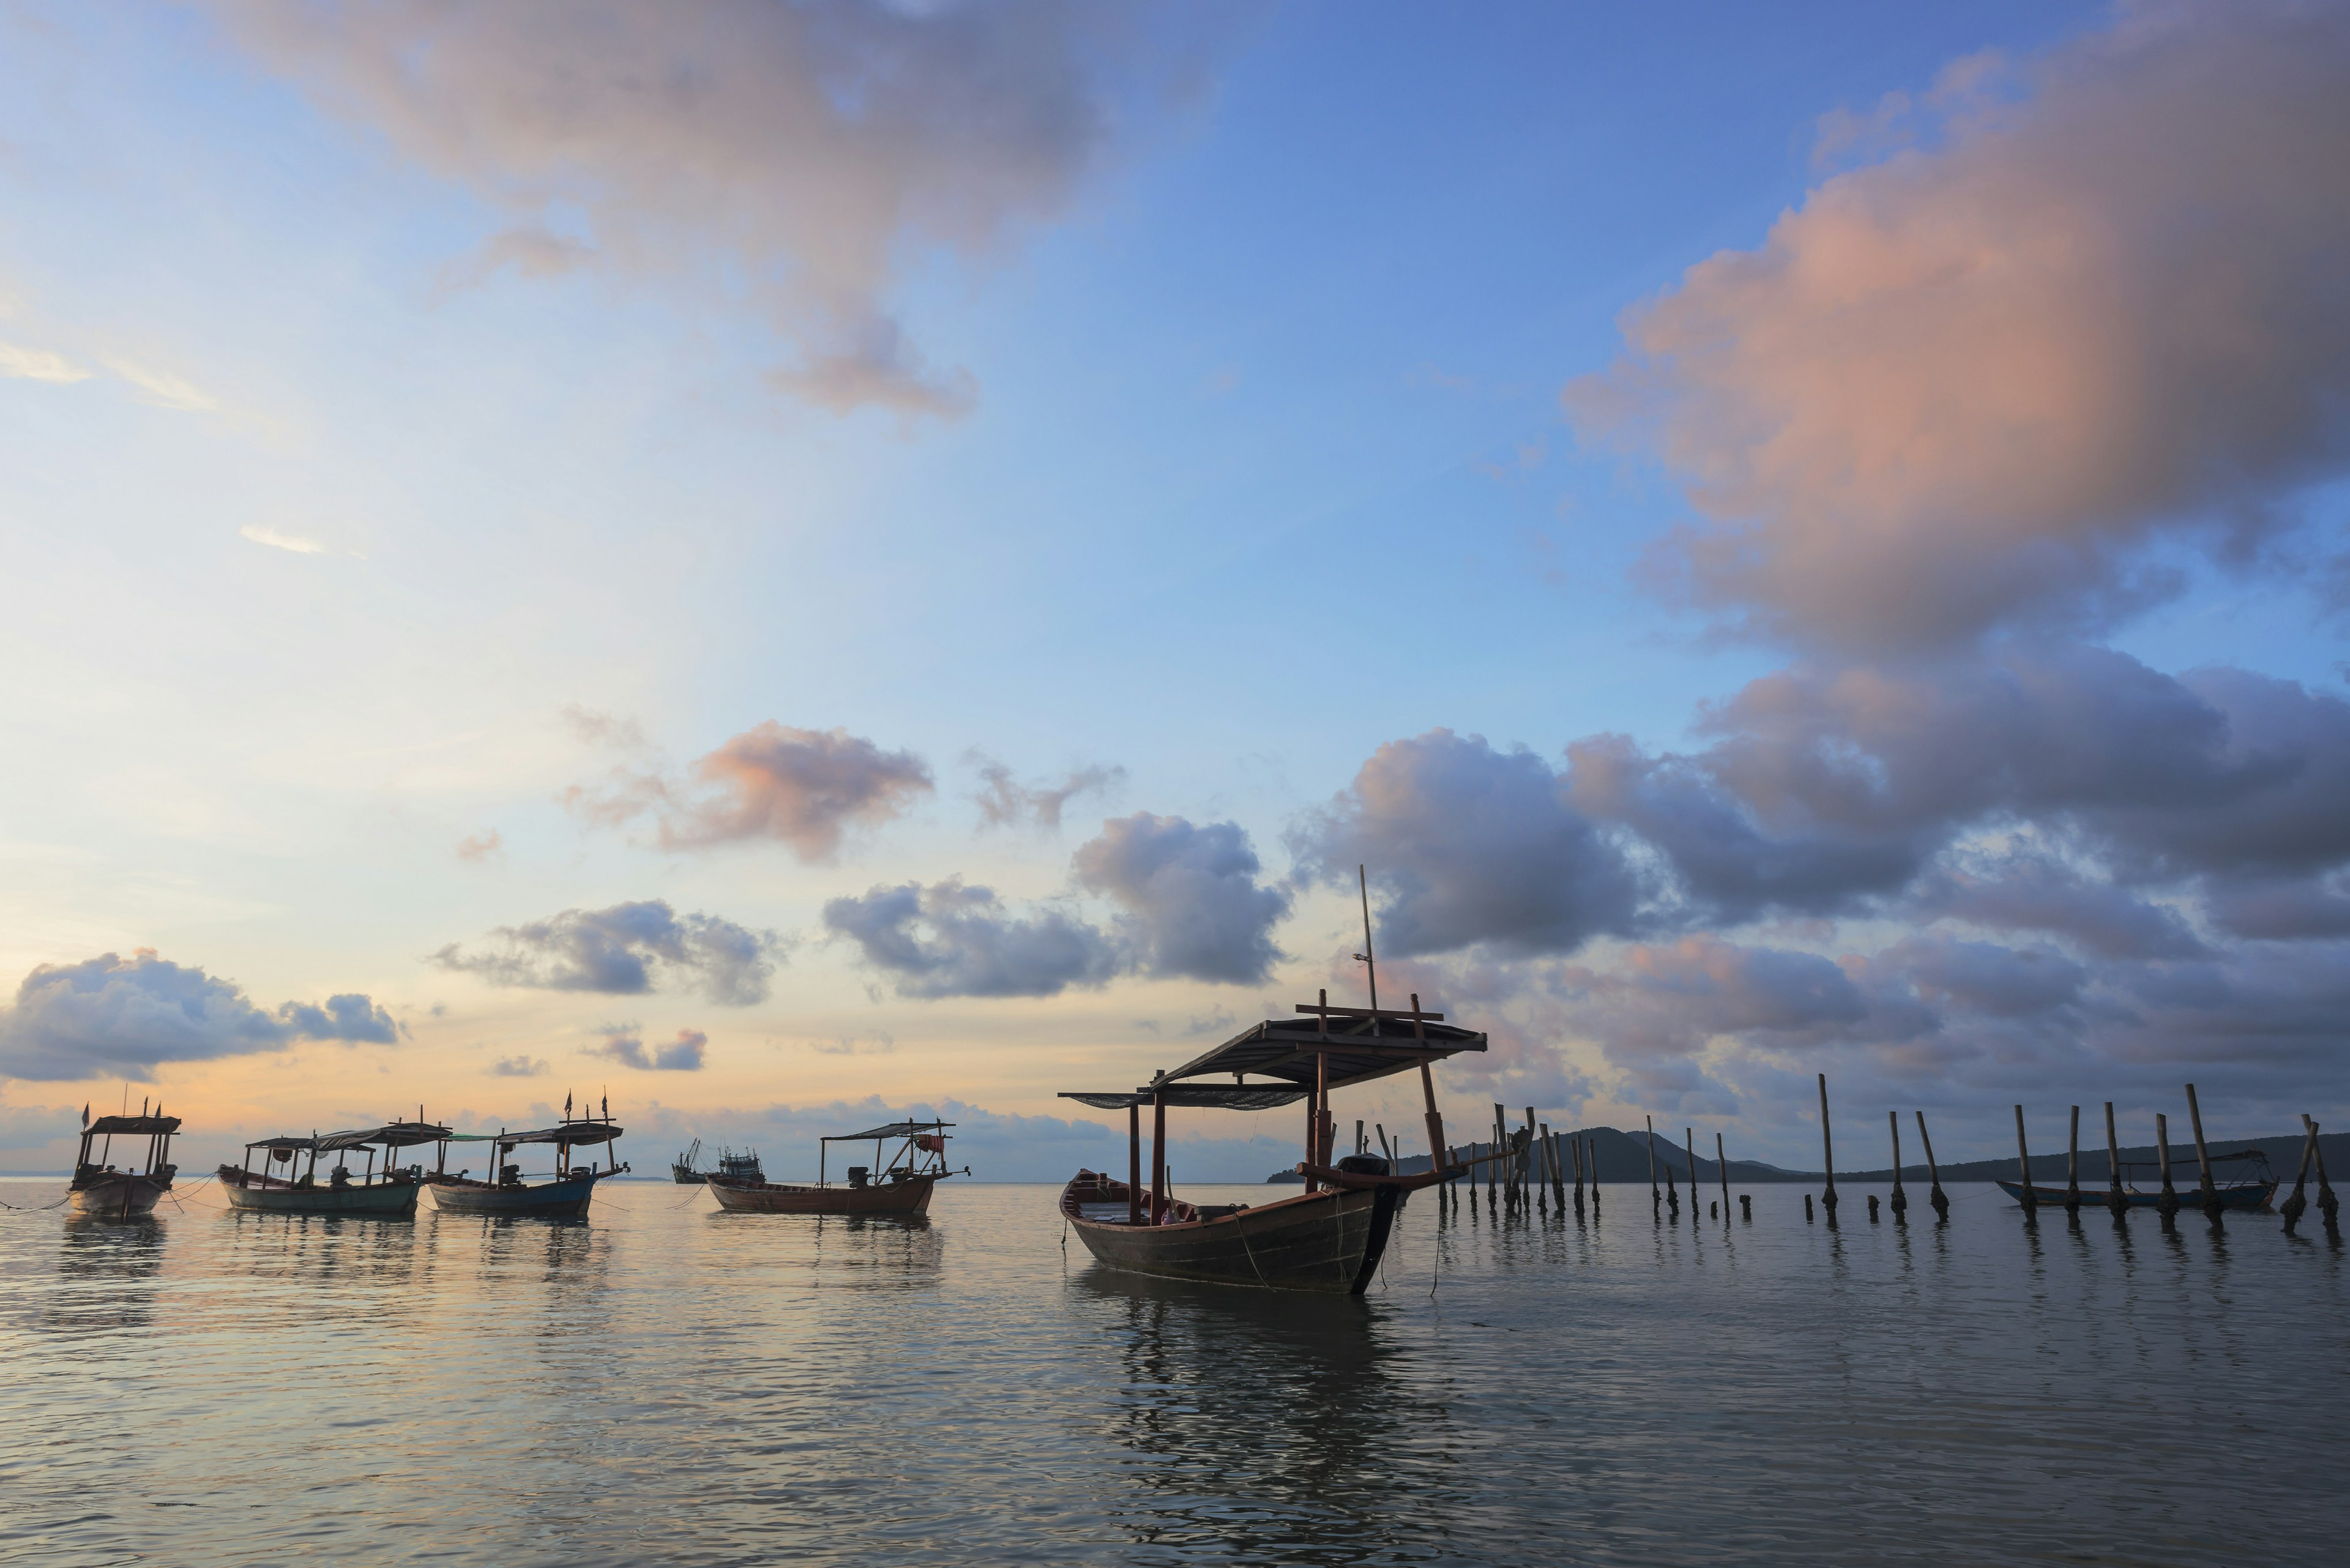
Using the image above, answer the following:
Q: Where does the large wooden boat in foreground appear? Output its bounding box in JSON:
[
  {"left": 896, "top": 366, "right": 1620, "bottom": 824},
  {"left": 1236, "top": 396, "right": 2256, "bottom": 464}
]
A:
[
  {"left": 427, "top": 1107, "right": 627, "bottom": 1218},
  {"left": 707, "top": 1120, "right": 959, "bottom": 1215},
  {"left": 1059, "top": 988, "right": 1484, "bottom": 1294},
  {"left": 218, "top": 1121, "right": 450, "bottom": 1217},
  {"left": 69, "top": 1110, "right": 181, "bottom": 1218}
]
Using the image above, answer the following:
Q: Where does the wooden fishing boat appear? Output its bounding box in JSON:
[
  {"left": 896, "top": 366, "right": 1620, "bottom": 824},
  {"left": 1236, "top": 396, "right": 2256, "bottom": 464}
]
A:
[
  {"left": 69, "top": 1108, "right": 180, "bottom": 1219},
  {"left": 1058, "top": 987, "right": 1485, "bottom": 1295},
  {"left": 218, "top": 1121, "right": 449, "bottom": 1216},
  {"left": 1999, "top": 1149, "right": 2279, "bottom": 1212},
  {"left": 707, "top": 1121, "right": 958, "bottom": 1215},
  {"left": 671, "top": 1138, "right": 706, "bottom": 1184},
  {"left": 425, "top": 1105, "right": 627, "bottom": 1218}
]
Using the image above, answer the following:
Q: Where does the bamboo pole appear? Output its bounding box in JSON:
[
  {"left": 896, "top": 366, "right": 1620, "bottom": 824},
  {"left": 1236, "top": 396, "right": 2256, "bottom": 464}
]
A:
[
  {"left": 1888, "top": 1112, "right": 1907, "bottom": 1222},
  {"left": 2104, "top": 1102, "right": 2126, "bottom": 1220},
  {"left": 1818, "top": 1074, "right": 1838, "bottom": 1220},
  {"left": 2184, "top": 1083, "right": 2222, "bottom": 1223}
]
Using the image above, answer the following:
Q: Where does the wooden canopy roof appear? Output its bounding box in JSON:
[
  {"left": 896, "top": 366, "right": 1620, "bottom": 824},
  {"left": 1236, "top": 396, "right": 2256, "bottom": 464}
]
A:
[
  {"left": 489, "top": 1119, "right": 622, "bottom": 1147},
  {"left": 85, "top": 1114, "right": 180, "bottom": 1136},
  {"left": 826, "top": 1121, "right": 954, "bottom": 1141},
  {"left": 1059, "top": 1086, "right": 1308, "bottom": 1112},
  {"left": 1160, "top": 1002, "right": 1486, "bottom": 1092}
]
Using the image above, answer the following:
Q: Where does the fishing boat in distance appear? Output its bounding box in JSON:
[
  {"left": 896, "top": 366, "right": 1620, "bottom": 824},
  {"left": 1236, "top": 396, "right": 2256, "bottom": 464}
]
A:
[
  {"left": 218, "top": 1121, "right": 450, "bottom": 1216},
  {"left": 706, "top": 1121, "right": 958, "bottom": 1215},
  {"left": 427, "top": 1102, "right": 627, "bottom": 1218},
  {"left": 671, "top": 1138, "right": 705, "bottom": 1184},
  {"left": 1998, "top": 1148, "right": 2279, "bottom": 1211},
  {"left": 1058, "top": 988, "right": 1483, "bottom": 1294},
  {"left": 69, "top": 1106, "right": 181, "bottom": 1218}
]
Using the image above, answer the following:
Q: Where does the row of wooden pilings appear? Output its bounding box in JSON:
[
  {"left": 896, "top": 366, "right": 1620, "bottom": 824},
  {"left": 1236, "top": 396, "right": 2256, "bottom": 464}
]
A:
[{"left": 1360, "top": 1078, "right": 2338, "bottom": 1234}]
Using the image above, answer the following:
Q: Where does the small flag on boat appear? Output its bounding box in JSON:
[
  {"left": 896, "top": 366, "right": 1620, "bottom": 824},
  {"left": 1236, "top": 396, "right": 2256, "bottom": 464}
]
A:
[
  {"left": 600, "top": 1094, "right": 608, "bottom": 1119},
  {"left": 565, "top": 1091, "right": 573, "bottom": 1116},
  {"left": 81, "top": 1103, "right": 89, "bottom": 1129}
]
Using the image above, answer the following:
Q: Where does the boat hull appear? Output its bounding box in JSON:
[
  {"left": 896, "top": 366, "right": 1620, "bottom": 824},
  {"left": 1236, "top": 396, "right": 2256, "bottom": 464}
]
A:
[
  {"left": 1066, "top": 1178, "right": 1401, "bottom": 1294},
  {"left": 1997, "top": 1179, "right": 2277, "bottom": 1212},
  {"left": 218, "top": 1168, "right": 422, "bottom": 1216},
  {"left": 707, "top": 1175, "right": 937, "bottom": 1214},
  {"left": 428, "top": 1171, "right": 607, "bottom": 1218},
  {"left": 67, "top": 1172, "right": 174, "bottom": 1218}
]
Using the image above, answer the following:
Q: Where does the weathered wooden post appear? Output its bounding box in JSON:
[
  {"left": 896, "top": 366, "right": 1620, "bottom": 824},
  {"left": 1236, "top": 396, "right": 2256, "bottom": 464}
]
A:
[
  {"left": 2064, "top": 1106, "right": 2082, "bottom": 1217},
  {"left": 2013, "top": 1105, "right": 2038, "bottom": 1217},
  {"left": 1818, "top": 1074, "right": 1839, "bottom": 1221},
  {"left": 2155, "top": 1113, "right": 2180, "bottom": 1224},
  {"left": 2103, "top": 1102, "right": 2127, "bottom": 1220},
  {"left": 1536, "top": 1119, "right": 1551, "bottom": 1214},
  {"left": 1646, "top": 1114, "right": 1661, "bottom": 1214},
  {"left": 1916, "top": 1111, "right": 1950, "bottom": 1221},
  {"left": 1739, "top": 1192, "right": 1751, "bottom": 1222},
  {"left": 2184, "top": 1083, "right": 2223, "bottom": 1224},
  {"left": 1887, "top": 1112, "right": 1908, "bottom": 1222},
  {"left": 1683, "top": 1126, "right": 1699, "bottom": 1223},
  {"left": 1570, "top": 1132, "right": 1586, "bottom": 1215},
  {"left": 1804, "top": 1192, "right": 1815, "bottom": 1222},
  {"left": 1524, "top": 1107, "right": 1540, "bottom": 1212},
  {"left": 2281, "top": 1119, "right": 2317, "bottom": 1230},
  {"left": 1588, "top": 1137, "right": 1601, "bottom": 1214},
  {"left": 1716, "top": 1132, "right": 1731, "bottom": 1223},
  {"left": 1550, "top": 1122, "right": 1567, "bottom": 1208},
  {"left": 2308, "top": 1113, "right": 2338, "bottom": 1229}
]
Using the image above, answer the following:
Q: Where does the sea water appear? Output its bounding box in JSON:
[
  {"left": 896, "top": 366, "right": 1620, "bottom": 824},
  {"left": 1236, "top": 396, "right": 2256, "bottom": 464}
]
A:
[{"left": 1, "top": 1178, "right": 2340, "bottom": 1566}]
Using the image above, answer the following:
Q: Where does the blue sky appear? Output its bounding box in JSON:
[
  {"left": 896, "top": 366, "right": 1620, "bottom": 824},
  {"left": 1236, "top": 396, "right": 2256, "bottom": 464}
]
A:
[{"left": 4, "top": 1, "right": 2346, "bottom": 1178}]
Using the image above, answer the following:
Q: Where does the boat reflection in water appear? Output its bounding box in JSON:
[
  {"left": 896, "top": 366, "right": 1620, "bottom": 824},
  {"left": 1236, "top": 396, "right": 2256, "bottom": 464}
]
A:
[
  {"left": 45, "top": 1214, "right": 168, "bottom": 1335},
  {"left": 1060, "top": 986, "right": 1483, "bottom": 1294}
]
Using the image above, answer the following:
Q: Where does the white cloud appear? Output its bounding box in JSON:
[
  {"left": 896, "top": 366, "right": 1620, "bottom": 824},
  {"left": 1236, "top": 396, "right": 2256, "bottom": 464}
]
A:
[
  {"left": 0, "top": 340, "right": 92, "bottom": 384},
  {"left": 240, "top": 525, "right": 330, "bottom": 556}
]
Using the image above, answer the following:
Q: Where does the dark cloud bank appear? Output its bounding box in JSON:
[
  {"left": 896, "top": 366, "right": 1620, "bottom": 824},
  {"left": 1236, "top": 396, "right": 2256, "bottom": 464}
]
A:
[
  {"left": 433, "top": 900, "right": 780, "bottom": 1005},
  {"left": 0, "top": 950, "right": 398, "bottom": 1083}
]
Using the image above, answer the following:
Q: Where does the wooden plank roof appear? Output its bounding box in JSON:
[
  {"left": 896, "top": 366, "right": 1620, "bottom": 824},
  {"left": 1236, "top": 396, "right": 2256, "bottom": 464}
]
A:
[{"left": 1059, "top": 1086, "right": 1308, "bottom": 1111}]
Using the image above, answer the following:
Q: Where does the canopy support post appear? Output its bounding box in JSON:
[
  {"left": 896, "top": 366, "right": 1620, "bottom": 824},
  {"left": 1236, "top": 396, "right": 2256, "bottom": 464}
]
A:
[
  {"left": 1151, "top": 1086, "right": 1168, "bottom": 1223},
  {"left": 1128, "top": 1103, "right": 1142, "bottom": 1225}
]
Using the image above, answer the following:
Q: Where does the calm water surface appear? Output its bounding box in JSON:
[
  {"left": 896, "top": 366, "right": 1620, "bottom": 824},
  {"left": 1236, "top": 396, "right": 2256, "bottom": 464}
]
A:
[{"left": 1, "top": 1178, "right": 2341, "bottom": 1566}]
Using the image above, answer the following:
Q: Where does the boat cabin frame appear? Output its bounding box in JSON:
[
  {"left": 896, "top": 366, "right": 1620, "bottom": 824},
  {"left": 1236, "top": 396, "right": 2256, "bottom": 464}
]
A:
[
  {"left": 431, "top": 1111, "right": 625, "bottom": 1189},
  {"left": 73, "top": 1113, "right": 180, "bottom": 1190},
  {"left": 816, "top": 1121, "right": 956, "bottom": 1190},
  {"left": 226, "top": 1121, "right": 450, "bottom": 1192}
]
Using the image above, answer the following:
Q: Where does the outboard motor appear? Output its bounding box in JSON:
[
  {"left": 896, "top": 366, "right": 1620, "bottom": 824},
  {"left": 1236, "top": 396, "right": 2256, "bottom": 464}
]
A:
[{"left": 847, "top": 1165, "right": 870, "bottom": 1189}]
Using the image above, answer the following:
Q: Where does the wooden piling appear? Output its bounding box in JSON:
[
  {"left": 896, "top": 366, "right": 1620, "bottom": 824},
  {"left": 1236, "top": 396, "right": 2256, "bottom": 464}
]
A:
[
  {"left": 1682, "top": 1126, "right": 1698, "bottom": 1222},
  {"left": 2308, "top": 1113, "right": 2338, "bottom": 1227},
  {"left": 2065, "top": 1106, "right": 2082, "bottom": 1216},
  {"left": 1716, "top": 1132, "right": 1731, "bottom": 1222},
  {"left": 1887, "top": 1112, "right": 1908, "bottom": 1222},
  {"left": 1818, "top": 1074, "right": 1839, "bottom": 1219},
  {"left": 1588, "top": 1137, "right": 1600, "bottom": 1214},
  {"left": 2013, "top": 1105, "right": 2038, "bottom": 1217},
  {"left": 1645, "top": 1114, "right": 1660, "bottom": 1212},
  {"left": 2104, "top": 1102, "right": 2126, "bottom": 1220},
  {"left": 2155, "top": 1113, "right": 2180, "bottom": 1223},
  {"left": 2281, "top": 1119, "right": 2316, "bottom": 1230},
  {"left": 1739, "top": 1192, "right": 1751, "bottom": 1222},
  {"left": 1916, "top": 1111, "right": 1949, "bottom": 1220},
  {"left": 1535, "top": 1119, "right": 1551, "bottom": 1214},
  {"left": 1868, "top": 1193, "right": 1880, "bottom": 1222},
  {"left": 1570, "top": 1131, "right": 1585, "bottom": 1215},
  {"left": 2184, "top": 1083, "right": 2223, "bottom": 1223},
  {"left": 1805, "top": 1192, "right": 1815, "bottom": 1222},
  {"left": 1549, "top": 1122, "right": 1567, "bottom": 1208}
]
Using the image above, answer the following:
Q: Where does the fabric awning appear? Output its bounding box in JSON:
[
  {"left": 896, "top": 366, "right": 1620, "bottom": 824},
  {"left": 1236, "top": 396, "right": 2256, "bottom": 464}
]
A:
[
  {"left": 823, "top": 1121, "right": 955, "bottom": 1141},
  {"left": 1155, "top": 1004, "right": 1487, "bottom": 1091}
]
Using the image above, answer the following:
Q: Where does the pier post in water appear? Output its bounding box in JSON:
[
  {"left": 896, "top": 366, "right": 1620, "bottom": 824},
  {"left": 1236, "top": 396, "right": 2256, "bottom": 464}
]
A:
[
  {"left": 2281, "top": 1119, "right": 2316, "bottom": 1230},
  {"left": 1683, "top": 1126, "right": 1699, "bottom": 1223},
  {"left": 1717, "top": 1132, "right": 1731, "bottom": 1223},
  {"left": 1588, "top": 1137, "right": 1601, "bottom": 1215},
  {"left": 1549, "top": 1122, "right": 1567, "bottom": 1209},
  {"left": 2184, "top": 1083, "right": 2223, "bottom": 1224},
  {"left": 1818, "top": 1074, "right": 1839, "bottom": 1221},
  {"left": 1805, "top": 1193, "right": 1815, "bottom": 1222},
  {"left": 1739, "top": 1192, "right": 1751, "bottom": 1222},
  {"left": 1868, "top": 1193, "right": 1879, "bottom": 1222},
  {"left": 1917, "top": 1111, "right": 1950, "bottom": 1222},
  {"left": 2155, "top": 1113, "right": 2181, "bottom": 1224},
  {"left": 2065, "top": 1106, "right": 2082, "bottom": 1217},
  {"left": 2104, "top": 1103, "right": 2127, "bottom": 1221},
  {"left": 1536, "top": 1119, "right": 1551, "bottom": 1214},
  {"left": 1887, "top": 1112, "right": 1908, "bottom": 1222},
  {"left": 1570, "top": 1132, "right": 1585, "bottom": 1215},
  {"left": 2308, "top": 1113, "right": 2338, "bottom": 1230},
  {"left": 2013, "top": 1105, "right": 2038, "bottom": 1217},
  {"left": 1646, "top": 1114, "right": 1661, "bottom": 1214}
]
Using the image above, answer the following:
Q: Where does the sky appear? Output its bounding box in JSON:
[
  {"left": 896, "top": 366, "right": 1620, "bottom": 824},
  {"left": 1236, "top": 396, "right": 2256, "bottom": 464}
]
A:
[{"left": 4, "top": 0, "right": 2348, "bottom": 1181}]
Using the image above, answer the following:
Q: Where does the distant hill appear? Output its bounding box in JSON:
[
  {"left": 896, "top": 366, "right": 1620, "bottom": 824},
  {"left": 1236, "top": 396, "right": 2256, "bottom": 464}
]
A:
[{"left": 1270, "top": 1126, "right": 2348, "bottom": 1187}]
